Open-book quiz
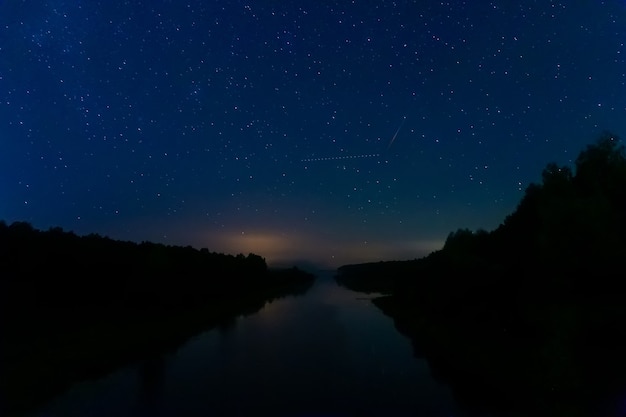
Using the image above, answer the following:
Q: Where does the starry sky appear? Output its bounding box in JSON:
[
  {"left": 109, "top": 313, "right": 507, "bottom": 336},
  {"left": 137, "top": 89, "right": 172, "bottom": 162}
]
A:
[{"left": 2, "top": 1, "right": 625, "bottom": 269}]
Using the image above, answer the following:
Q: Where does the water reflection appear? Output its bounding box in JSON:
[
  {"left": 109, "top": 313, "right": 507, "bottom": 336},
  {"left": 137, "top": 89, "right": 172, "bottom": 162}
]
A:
[
  {"left": 136, "top": 355, "right": 166, "bottom": 416},
  {"left": 29, "top": 271, "right": 463, "bottom": 417}
]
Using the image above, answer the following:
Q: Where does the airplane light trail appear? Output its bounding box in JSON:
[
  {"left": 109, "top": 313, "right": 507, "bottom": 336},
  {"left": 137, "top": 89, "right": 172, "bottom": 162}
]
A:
[
  {"left": 302, "top": 117, "right": 406, "bottom": 163},
  {"left": 301, "top": 154, "right": 380, "bottom": 162}
]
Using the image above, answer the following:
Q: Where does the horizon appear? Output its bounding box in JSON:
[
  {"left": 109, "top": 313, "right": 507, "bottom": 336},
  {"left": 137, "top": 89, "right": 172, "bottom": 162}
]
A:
[
  {"left": 2, "top": 1, "right": 625, "bottom": 270},
  {"left": 1, "top": 217, "right": 442, "bottom": 270}
]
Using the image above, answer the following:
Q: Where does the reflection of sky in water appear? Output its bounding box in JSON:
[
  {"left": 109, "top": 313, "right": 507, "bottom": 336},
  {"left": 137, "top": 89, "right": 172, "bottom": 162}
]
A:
[{"left": 30, "top": 272, "right": 462, "bottom": 417}]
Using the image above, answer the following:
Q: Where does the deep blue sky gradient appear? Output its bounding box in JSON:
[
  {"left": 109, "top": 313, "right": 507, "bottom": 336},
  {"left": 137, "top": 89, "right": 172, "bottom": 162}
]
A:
[{"left": 2, "top": 1, "right": 625, "bottom": 267}]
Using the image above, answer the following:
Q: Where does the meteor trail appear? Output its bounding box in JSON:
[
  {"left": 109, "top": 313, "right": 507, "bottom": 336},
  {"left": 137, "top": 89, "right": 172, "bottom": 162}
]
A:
[{"left": 387, "top": 116, "right": 407, "bottom": 149}]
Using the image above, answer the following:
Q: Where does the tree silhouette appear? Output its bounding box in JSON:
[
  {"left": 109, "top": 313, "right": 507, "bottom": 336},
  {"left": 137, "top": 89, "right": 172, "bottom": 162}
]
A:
[
  {"left": 335, "top": 131, "right": 626, "bottom": 416},
  {"left": 574, "top": 131, "right": 626, "bottom": 203},
  {"left": 1, "top": 220, "right": 316, "bottom": 417}
]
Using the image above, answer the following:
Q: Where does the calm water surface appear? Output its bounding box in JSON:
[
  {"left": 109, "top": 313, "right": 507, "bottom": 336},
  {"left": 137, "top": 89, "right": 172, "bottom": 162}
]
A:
[{"left": 28, "top": 271, "right": 465, "bottom": 417}]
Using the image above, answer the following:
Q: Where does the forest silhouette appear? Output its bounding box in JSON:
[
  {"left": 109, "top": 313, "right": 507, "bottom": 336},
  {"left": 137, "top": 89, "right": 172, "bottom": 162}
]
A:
[
  {"left": 0, "top": 225, "right": 315, "bottom": 416},
  {"left": 336, "top": 132, "right": 626, "bottom": 417}
]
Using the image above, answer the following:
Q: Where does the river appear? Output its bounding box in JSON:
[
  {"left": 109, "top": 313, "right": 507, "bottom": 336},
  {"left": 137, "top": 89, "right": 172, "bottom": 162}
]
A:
[{"left": 25, "top": 270, "right": 465, "bottom": 417}]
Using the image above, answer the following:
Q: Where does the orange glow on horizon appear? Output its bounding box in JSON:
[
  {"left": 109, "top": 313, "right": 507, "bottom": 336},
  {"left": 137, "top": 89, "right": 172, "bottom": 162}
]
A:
[{"left": 197, "top": 229, "right": 444, "bottom": 269}]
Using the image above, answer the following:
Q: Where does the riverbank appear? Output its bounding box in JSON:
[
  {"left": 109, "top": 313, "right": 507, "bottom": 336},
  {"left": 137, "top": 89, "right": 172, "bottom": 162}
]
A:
[
  {"left": 368, "top": 291, "right": 626, "bottom": 417},
  {"left": 2, "top": 267, "right": 315, "bottom": 417}
]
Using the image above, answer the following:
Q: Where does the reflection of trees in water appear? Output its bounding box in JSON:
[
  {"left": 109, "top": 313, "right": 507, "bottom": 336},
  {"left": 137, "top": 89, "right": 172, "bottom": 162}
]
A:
[
  {"left": 217, "top": 316, "right": 238, "bottom": 335},
  {"left": 172, "top": 282, "right": 350, "bottom": 414},
  {"left": 137, "top": 355, "right": 166, "bottom": 414}
]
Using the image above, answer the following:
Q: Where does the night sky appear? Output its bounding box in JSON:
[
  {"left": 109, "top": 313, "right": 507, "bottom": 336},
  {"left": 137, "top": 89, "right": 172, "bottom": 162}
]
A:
[{"left": 2, "top": 1, "right": 625, "bottom": 268}]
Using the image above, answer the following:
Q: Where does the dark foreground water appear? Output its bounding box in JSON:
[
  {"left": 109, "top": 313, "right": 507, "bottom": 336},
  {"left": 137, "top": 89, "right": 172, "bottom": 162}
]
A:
[{"left": 24, "top": 271, "right": 464, "bottom": 417}]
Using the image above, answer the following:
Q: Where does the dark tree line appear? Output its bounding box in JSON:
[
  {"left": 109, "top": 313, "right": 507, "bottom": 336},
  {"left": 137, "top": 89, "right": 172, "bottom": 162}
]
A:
[
  {"left": 0, "top": 222, "right": 285, "bottom": 312},
  {"left": 435, "top": 131, "right": 626, "bottom": 294},
  {"left": 1, "top": 222, "right": 315, "bottom": 417},
  {"left": 336, "top": 132, "right": 626, "bottom": 416},
  {"left": 0, "top": 221, "right": 316, "bottom": 351},
  {"left": 340, "top": 132, "right": 626, "bottom": 296}
]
